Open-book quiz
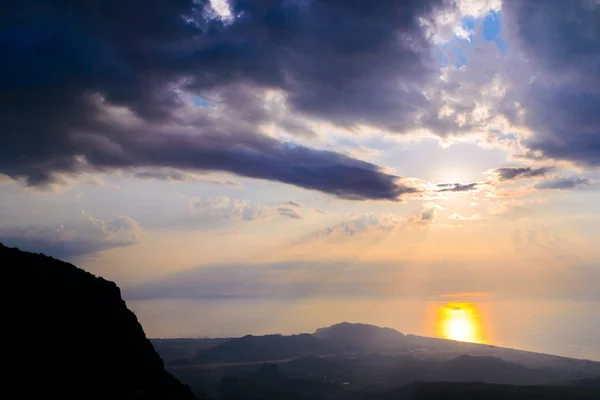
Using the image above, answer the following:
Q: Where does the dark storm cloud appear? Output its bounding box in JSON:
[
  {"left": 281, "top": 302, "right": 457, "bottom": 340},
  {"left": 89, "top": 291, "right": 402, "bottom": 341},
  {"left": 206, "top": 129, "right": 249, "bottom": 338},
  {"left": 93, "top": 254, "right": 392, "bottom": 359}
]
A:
[
  {"left": 0, "top": 0, "right": 451, "bottom": 200},
  {"left": 133, "top": 168, "right": 242, "bottom": 186},
  {"left": 535, "top": 176, "right": 591, "bottom": 191},
  {"left": 210, "top": 0, "right": 447, "bottom": 129},
  {"left": 502, "top": 0, "right": 600, "bottom": 167},
  {"left": 494, "top": 166, "right": 553, "bottom": 181},
  {"left": 436, "top": 182, "right": 479, "bottom": 192}
]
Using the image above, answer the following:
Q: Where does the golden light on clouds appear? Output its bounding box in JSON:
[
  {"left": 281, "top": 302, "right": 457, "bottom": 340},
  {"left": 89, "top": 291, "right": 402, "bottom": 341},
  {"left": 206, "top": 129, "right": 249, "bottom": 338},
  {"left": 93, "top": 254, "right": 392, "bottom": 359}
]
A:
[{"left": 437, "top": 302, "right": 484, "bottom": 343}]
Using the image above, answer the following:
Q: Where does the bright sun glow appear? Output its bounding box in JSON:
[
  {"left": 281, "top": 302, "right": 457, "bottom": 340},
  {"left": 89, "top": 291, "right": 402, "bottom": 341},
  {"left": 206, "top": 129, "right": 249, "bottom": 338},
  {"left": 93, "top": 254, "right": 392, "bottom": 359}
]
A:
[
  {"left": 437, "top": 168, "right": 469, "bottom": 184},
  {"left": 438, "top": 302, "right": 483, "bottom": 343}
]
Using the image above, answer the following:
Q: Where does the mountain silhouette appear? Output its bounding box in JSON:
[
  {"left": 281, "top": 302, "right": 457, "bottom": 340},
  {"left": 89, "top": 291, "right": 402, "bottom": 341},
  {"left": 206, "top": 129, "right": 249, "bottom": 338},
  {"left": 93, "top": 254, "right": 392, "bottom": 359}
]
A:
[
  {"left": 191, "top": 333, "right": 332, "bottom": 364},
  {"left": 314, "top": 322, "right": 407, "bottom": 352},
  {"left": 429, "top": 354, "right": 565, "bottom": 385},
  {"left": 181, "top": 323, "right": 409, "bottom": 365},
  {"left": 2, "top": 243, "right": 196, "bottom": 400}
]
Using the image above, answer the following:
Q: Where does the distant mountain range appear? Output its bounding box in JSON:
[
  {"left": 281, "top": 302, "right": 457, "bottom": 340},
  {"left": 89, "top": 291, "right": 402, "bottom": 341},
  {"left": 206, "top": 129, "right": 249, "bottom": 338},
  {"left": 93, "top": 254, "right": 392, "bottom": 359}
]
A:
[
  {"left": 153, "top": 322, "right": 599, "bottom": 375},
  {"left": 153, "top": 322, "right": 600, "bottom": 398}
]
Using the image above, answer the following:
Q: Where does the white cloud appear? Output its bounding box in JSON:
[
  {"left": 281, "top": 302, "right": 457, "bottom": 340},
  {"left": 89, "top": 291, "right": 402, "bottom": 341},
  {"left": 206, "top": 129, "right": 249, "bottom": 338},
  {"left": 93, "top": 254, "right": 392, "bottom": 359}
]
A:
[
  {"left": 208, "top": 0, "right": 233, "bottom": 20},
  {"left": 457, "top": 0, "right": 501, "bottom": 17},
  {"left": 0, "top": 212, "right": 142, "bottom": 258},
  {"left": 448, "top": 212, "right": 482, "bottom": 220},
  {"left": 316, "top": 213, "right": 405, "bottom": 237},
  {"left": 316, "top": 203, "right": 444, "bottom": 237},
  {"left": 419, "top": 202, "right": 444, "bottom": 221},
  {"left": 190, "top": 196, "right": 274, "bottom": 221},
  {"left": 189, "top": 196, "right": 303, "bottom": 222},
  {"left": 422, "top": 0, "right": 502, "bottom": 43}
]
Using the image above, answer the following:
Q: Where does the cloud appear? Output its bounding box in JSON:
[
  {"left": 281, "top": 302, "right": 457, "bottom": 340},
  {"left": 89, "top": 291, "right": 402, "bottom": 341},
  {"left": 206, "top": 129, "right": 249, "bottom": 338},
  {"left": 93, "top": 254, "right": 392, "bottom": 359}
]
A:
[
  {"left": 419, "top": 0, "right": 502, "bottom": 43},
  {"left": 123, "top": 259, "right": 600, "bottom": 302},
  {"left": 436, "top": 182, "right": 480, "bottom": 192},
  {"left": 404, "top": 202, "right": 444, "bottom": 224},
  {"left": 276, "top": 207, "right": 303, "bottom": 220},
  {"left": 535, "top": 176, "right": 591, "bottom": 190},
  {"left": 124, "top": 261, "right": 401, "bottom": 300},
  {"left": 0, "top": 174, "right": 12, "bottom": 184},
  {"left": 491, "top": 186, "right": 536, "bottom": 198},
  {"left": 493, "top": 166, "right": 554, "bottom": 181},
  {"left": 512, "top": 228, "right": 559, "bottom": 253},
  {"left": 0, "top": 213, "right": 142, "bottom": 259},
  {"left": 501, "top": 0, "right": 600, "bottom": 167},
  {"left": 418, "top": 203, "right": 442, "bottom": 221},
  {"left": 486, "top": 197, "right": 548, "bottom": 218},
  {"left": 316, "top": 202, "right": 443, "bottom": 237},
  {"left": 191, "top": 196, "right": 271, "bottom": 221},
  {"left": 441, "top": 291, "right": 489, "bottom": 299},
  {"left": 448, "top": 213, "right": 482, "bottom": 220},
  {"left": 132, "top": 168, "right": 242, "bottom": 186},
  {"left": 487, "top": 202, "right": 514, "bottom": 216},
  {"left": 190, "top": 196, "right": 302, "bottom": 222},
  {"left": 286, "top": 201, "right": 302, "bottom": 208},
  {"left": 317, "top": 213, "right": 405, "bottom": 237},
  {"left": 0, "top": 0, "right": 454, "bottom": 200}
]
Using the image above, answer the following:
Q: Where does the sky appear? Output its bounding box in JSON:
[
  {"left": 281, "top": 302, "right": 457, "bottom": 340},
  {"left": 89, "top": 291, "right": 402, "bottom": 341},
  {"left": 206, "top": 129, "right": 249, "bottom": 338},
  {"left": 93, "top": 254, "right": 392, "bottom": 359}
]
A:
[{"left": 1, "top": 0, "right": 600, "bottom": 360}]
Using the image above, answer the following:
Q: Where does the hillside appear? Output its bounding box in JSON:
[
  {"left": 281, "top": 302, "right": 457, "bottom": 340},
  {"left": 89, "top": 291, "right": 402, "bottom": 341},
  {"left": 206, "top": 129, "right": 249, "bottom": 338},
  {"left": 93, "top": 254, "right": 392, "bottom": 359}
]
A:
[
  {"left": 154, "top": 322, "right": 600, "bottom": 398},
  {"left": 314, "top": 322, "right": 408, "bottom": 352},
  {"left": 2, "top": 243, "right": 196, "bottom": 400},
  {"left": 191, "top": 333, "right": 333, "bottom": 364},
  {"left": 155, "top": 323, "right": 599, "bottom": 377}
]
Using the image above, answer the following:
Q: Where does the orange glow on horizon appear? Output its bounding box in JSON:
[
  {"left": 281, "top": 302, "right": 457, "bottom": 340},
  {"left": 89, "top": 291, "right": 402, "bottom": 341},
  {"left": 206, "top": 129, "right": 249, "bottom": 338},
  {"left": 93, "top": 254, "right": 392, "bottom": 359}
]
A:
[{"left": 437, "top": 302, "right": 485, "bottom": 343}]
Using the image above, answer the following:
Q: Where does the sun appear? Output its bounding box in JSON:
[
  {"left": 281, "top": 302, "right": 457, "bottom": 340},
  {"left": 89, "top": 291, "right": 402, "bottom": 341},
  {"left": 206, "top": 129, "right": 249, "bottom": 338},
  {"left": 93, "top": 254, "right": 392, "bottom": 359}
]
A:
[
  {"left": 438, "top": 303, "right": 483, "bottom": 343},
  {"left": 436, "top": 167, "right": 469, "bottom": 185},
  {"left": 445, "top": 309, "right": 474, "bottom": 342}
]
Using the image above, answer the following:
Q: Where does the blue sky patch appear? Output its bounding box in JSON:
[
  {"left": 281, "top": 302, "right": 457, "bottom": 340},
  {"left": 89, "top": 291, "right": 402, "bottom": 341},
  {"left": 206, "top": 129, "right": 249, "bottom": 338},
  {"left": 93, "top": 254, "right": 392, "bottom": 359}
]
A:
[
  {"left": 192, "top": 95, "right": 211, "bottom": 107},
  {"left": 437, "top": 10, "right": 505, "bottom": 68},
  {"left": 461, "top": 16, "right": 477, "bottom": 37},
  {"left": 482, "top": 11, "right": 506, "bottom": 52}
]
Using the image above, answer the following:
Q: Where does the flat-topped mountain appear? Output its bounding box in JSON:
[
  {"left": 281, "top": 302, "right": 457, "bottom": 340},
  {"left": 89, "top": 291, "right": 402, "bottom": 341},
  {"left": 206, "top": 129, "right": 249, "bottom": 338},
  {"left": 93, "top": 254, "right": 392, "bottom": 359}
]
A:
[
  {"left": 174, "top": 323, "right": 409, "bottom": 366},
  {"left": 2, "top": 243, "right": 196, "bottom": 400},
  {"left": 314, "top": 322, "right": 407, "bottom": 352}
]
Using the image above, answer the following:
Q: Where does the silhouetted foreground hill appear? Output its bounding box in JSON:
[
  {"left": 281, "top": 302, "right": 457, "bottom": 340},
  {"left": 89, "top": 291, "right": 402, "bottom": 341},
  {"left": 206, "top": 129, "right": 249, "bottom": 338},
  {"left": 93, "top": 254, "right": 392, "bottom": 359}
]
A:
[{"left": 2, "top": 243, "right": 196, "bottom": 400}]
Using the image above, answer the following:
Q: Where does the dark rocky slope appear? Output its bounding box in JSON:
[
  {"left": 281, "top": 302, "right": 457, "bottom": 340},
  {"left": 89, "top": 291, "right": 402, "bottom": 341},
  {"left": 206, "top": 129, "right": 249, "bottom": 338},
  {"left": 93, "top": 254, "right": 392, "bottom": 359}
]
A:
[{"left": 2, "top": 243, "right": 197, "bottom": 400}]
